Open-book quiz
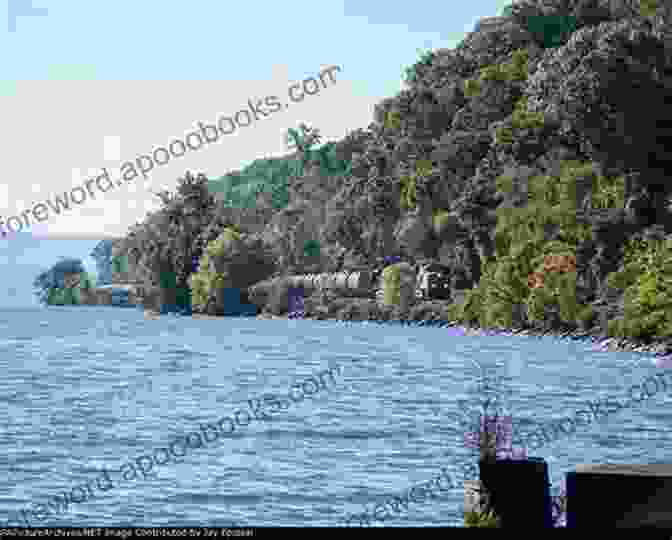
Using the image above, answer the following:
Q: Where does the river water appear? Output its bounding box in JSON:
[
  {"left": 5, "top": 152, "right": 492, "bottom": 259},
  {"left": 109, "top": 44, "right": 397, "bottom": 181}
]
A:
[{"left": 0, "top": 306, "right": 669, "bottom": 527}]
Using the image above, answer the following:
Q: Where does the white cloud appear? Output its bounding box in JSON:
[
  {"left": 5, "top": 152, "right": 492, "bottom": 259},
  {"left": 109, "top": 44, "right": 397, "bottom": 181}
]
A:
[
  {"left": 103, "top": 135, "right": 121, "bottom": 162},
  {"left": 1, "top": 68, "right": 376, "bottom": 239}
]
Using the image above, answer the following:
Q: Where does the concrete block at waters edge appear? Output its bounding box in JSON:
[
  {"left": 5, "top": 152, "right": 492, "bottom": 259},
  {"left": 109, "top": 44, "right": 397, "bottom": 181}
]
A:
[{"left": 566, "top": 463, "right": 672, "bottom": 528}]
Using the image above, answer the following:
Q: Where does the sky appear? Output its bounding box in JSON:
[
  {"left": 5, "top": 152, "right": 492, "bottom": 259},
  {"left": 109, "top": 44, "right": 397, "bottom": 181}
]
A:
[{"left": 0, "top": 0, "right": 510, "bottom": 306}]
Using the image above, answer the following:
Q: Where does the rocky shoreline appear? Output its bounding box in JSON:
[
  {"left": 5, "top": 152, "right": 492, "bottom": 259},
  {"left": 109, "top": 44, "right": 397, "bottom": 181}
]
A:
[
  {"left": 255, "top": 309, "right": 672, "bottom": 361},
  {"left": 145, "top": 287, "right": 672, "bottom": 360}
]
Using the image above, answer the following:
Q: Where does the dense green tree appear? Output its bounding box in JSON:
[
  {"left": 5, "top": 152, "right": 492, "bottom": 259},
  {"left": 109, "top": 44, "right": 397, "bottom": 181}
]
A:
[
  {"left": 447, "top": 161, "right": 624, "bottom": 330},
  {"left": 33, "top": 258, "right": 84, "bottom": 305},
  {"left": 33, "top": 257, "right": 95, "bottom": 306},
  {"left": 606, "top": 237, "right": 672, "bottom": 339},
  {"left": 117, "top": 172, "right": 217, "bottom": 294}
]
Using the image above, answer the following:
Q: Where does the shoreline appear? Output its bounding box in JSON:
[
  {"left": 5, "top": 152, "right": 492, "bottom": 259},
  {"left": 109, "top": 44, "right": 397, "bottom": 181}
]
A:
[
  {"left": 256, "top": 311, "right": 672, "bottom": 359},
  {"left": 331, "top": 318, "right": 672, "bottom": 360},
  {"left": 146, "top": 309, "right": 672, "bottom": 362}
]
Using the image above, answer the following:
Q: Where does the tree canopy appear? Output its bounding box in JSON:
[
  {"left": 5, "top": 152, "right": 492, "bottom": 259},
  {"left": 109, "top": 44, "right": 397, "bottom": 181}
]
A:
[{"left": 33, "top": 257, "right": 95, "bottom": 305}]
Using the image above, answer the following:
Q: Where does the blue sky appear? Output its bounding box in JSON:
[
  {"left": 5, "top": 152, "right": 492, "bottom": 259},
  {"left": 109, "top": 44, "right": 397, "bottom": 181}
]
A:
[{"left": 1, "top": 0, "right": 510, "bottom": 306}]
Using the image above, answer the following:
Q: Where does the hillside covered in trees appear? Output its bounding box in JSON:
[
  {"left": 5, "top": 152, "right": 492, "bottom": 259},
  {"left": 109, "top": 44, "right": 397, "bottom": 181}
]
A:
[{"left": 113, "top": 0, "right": 672, "bottom": 350}]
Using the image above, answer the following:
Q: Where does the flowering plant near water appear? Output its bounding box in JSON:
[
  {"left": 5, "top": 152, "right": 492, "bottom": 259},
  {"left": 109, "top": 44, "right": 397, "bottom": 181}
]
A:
[
  {"left": 464, "top": 411, "right": 527, "bottom": 461},
  {"left": 550, "top": 483, "right": 567, "bottom": 527},
  {"left": 462, "top": 369, "right": 568, "bottom": 526},
  {"left": 464, "top": 408, "right": 567, "bottom": 526}
]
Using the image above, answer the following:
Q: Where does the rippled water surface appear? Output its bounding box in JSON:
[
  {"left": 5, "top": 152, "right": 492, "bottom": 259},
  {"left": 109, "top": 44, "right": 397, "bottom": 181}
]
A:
[{"left": 0, "top": 306, "right": 670, "bottom": 527}]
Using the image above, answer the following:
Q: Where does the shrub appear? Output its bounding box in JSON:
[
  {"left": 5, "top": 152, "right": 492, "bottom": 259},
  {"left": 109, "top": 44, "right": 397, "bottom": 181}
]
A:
[
  {"left": 607, "top": 318, "right": 624, "bottom": 337},
  {"left": 206, "top": 231, "right": 234, "bottom": 258},
  {"left": 637, "top": 270, "right": 660, "bottom": 310},
  {"left": 526, "top": 284, "right": 554, "bottom": 323},
  {"left": 464, "top": 78, "right": 482, "bottom": 98},
  {"left": 611, "top": 237, "right": 671, "bottom": 283},
  {"left": 605, "top": 237, "right": 672, "bottom": 339},
  {"left": 111, "top": 254, "right": 129, "bottom": 274},
  {"left": 415, "top": 159, "right": 433, "bottom": 178},
  {"left": 477, "top": 254, "right": 532, "bottom": 328},
  {"left": 527, "top": 162, "right": 598, "bottom": 220},
  {"left": 493, "top": 97, "right": 546, "bottom": 148},
  {"left": 524, "top": 242, "right": 583, "bottom": 325},
  {"left": 189, "top": 262, "right": 216, "bottom": 310},
  {"left": 189, "top": 231, "right": 235, "bottom": 310},
  {"left": 507, "top": 48, "right": 529, "bottom": 82},
  {"left": 47, "top": 288, "right": 65, "bottom": 305},
  {"left": 400, "top": 175, "right": 417, "bottom": 210},
  {"left": 546, "top": 160, "right": 624, "bottom": 210},
  {"left": 639, "top": 0, "right": 658, "bottom": 17},
  {"left": 446, "top": 301, "right": 462, "bottom": 322},
  {"left": 592, "top": 174, "right": 625, "bottom": 209},
  {"left": 576, "top": 304, "right": 595, "bottom": 324},
  {"left": 80, "top": 272, "right": 96, "bottom": 290},
  {"left": 432, "top": 208, "right": 452, "bottom": 235},
  {"left": 219, "top": 226, "right": 241, "bottom": 243},
  {"left": 511, "top": 97, "right": 545, "bottom": 130},
  {"left": 465, "top": 509, "right": 501, "bottom": 527},
  {"left": 449, "top": 161, "right": 598, "bottom": 329},
  {"left": 382, "top": 264, "right": 402, "bottom": 306},
  {"left": 452, "top": 277, "right": 487, "bottom": 326},
  {"left": 495, "top": 126, "right": 514, "bottom": 146},
  {"left": 527, "top": 270, "right": 578, "bottom": 323},
  {"left": 479, "top": 49, "right": 528, "bottom": 84},
  {"left": 495, "top": 175, "right": 514, "bottom": 194},
  {"left": 48, "top": 288, "right": 75, "bottom": 305},
  {"left": 384, "top": 111, "right": 402, "bottom": 130},
  {"left": 480, "top": 64, "right": 509, "bottom": 82}
]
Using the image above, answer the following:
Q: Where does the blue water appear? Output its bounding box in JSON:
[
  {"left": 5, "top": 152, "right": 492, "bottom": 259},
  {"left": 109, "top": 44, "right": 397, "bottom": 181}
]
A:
[{"left": 0, "top": 306, "right": 670, "bottom": 527}]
